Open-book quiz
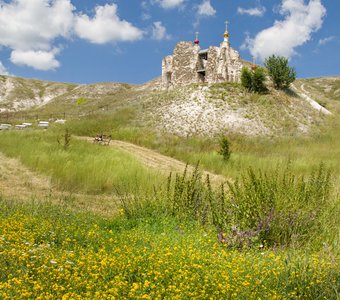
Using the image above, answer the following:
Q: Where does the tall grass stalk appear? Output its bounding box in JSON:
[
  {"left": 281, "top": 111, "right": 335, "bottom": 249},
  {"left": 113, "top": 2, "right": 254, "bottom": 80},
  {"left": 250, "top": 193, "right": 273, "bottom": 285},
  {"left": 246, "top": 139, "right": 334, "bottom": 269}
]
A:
[{"left": 163, "top": 163, "right": 337, "bottom": 249}]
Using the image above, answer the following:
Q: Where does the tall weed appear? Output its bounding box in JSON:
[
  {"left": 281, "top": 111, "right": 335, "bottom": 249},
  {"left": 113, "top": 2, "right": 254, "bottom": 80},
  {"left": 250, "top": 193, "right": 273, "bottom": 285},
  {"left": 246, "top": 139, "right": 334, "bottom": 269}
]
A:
[{"left": 163, "top": 163, "right": 335, "bottom": 248}]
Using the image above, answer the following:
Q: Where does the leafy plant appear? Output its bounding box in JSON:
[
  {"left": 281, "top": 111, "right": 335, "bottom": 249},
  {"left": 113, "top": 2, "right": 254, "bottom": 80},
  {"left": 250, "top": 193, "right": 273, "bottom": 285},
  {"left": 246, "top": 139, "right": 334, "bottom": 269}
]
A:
[
  {"left": 76, "top": 97, "right": 88, "bottom": 106},
  {"left": 264, "top": 55, "right": 296, "bottom": 89},
  {"left": 218, "top": 136, "right": 232, "bottom": 161}
]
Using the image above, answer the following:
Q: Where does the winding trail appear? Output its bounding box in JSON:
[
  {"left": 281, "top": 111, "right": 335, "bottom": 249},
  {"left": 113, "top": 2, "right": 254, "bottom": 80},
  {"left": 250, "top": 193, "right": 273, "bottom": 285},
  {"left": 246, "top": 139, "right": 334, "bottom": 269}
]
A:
[
  {"left": 291, "top": 83, "right": 332, "bottom": 115},
  {"left": 0, "top": 151, "right": 118, "bottom": 216},
  {"left": 0, "top": 137, "right": 228, "bottom": 215},
  {"left": 78, "top": 137, "right": 228, "bottom": 186}
]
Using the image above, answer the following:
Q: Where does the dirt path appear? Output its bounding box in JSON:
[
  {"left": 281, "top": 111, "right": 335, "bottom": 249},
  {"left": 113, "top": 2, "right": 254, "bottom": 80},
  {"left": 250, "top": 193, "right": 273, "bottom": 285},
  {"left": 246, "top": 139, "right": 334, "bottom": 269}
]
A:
[
  {"left": 291, "top": 83, "right": 332, "bottom": 115},
  {"left": 0, "top": 152, "right": 118, "bottom": 216},
  {"left": 79, "top": 137, "right": 228, "bottom": 186},
  {"left": 0, "top": 137, "right": 227, "bottom": 214},
  {"left": 0, "top": 151, "right": 53, "bottom": 200}
]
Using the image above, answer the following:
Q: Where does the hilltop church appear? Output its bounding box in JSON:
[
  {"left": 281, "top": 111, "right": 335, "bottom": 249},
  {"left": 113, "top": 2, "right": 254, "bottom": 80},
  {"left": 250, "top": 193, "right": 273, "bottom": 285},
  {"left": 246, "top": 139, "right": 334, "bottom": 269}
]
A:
[{"left": 162, "top": 21, "right": 243, "bottom": 90}]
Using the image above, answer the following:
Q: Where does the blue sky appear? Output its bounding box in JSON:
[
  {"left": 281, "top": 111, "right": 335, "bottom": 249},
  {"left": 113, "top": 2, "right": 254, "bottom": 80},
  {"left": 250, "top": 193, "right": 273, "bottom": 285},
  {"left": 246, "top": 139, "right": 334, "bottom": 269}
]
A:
[{"left": 0, "top": 0, "right": 339, "bottom": 84}]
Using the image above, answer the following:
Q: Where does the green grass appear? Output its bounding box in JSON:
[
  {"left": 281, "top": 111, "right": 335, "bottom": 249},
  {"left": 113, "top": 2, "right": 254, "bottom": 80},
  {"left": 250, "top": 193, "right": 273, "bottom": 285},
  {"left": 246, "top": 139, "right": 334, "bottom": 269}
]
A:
[
  {"left": 57, "top": 109, "right": 340, "bottom": 197},
  {"left": 0, "top": 130, "right": 163, "bottom": 194}
]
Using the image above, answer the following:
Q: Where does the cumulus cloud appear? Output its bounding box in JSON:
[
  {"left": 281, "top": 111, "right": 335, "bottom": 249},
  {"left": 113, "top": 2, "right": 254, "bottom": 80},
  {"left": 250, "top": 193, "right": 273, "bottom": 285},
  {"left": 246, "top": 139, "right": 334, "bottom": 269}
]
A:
[
  {"left": 197, "top": 0, "right": 216, "bottom": 17},
  {"left": 243, "top": 0, "right": 326, "bottom": 62},
  {"left": 318, "top": 36, "right": 336, "bottom": 46},
  {"left": 10, "top": 49, "right": 61, "bottom": 71},
  {"left": 0, "top": 61, "right": 10, "bottom": 75},
  {"left": 152, "top": 22, "right": 171, "bottom": 40},
  {"left": 237, "top": 6, "right": 266, "bottom": 17},
  {"left": 0, "top": 0, "right": 74, "bottom": 70},
  {"left": 75, "top": 4, "right": 144, "bottom": 44},
  {"left": 0, "top": 0, "right": 74, "bottom": 51},
  {"left": 153, "top": 0, "right": 185, "bottom": 9},
  {"left": 0, "top": 1, "right": 144, "bottom": 71}
]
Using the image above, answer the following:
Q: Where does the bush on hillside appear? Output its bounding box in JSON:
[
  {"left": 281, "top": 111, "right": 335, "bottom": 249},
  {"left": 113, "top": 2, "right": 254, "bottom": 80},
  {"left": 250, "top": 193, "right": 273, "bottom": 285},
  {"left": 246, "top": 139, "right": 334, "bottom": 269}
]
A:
[
  {"left": 241, "top": 67, "right": 253, "bottom": 91},
  {"left": 241, "top": 66, "right": 267, "bottom": 93},
  {"left": 264, "top": 55, "right": 296, "bottom": 89}
]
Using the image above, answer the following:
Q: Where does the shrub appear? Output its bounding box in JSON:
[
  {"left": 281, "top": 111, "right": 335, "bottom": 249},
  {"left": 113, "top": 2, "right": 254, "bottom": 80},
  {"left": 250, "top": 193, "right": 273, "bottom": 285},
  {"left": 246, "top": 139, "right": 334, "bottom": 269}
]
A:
[
  {"left": 241, "top": 66, "right": 267, "bottom": 93},
  {"left": 241, "top": 67, "right": 253, "bottom": 91},
  {"left": 252, "top": 67, "right": 267, "bottom": 93},
  {"left": 218, "top": 136, "right": 232, "bottom": 161}
]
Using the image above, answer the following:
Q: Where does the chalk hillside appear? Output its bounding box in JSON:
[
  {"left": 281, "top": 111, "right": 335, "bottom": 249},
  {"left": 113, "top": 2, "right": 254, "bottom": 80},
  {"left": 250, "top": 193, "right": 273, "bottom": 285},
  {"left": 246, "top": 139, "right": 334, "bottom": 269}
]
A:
[{"left": 0, "top": 74, "right": 339, "bottom": 137}]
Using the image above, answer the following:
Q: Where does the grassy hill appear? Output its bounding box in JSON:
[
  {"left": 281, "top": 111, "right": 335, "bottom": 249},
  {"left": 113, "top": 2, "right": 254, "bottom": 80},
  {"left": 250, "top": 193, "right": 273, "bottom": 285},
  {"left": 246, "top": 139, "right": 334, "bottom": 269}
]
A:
[{"left": 295, "top": 77, "right": 340, "bottom": 114}]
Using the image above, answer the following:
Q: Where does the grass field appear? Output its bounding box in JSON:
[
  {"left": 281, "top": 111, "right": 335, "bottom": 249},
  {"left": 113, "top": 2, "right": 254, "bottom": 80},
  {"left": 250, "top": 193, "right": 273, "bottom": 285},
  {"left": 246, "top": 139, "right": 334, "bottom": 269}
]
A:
[
  {"left": 0, "top": 130, "right": 163, "bottom": 195},
  {"left": 0, "top": 126, "right": 339, "bottom": 299},
  {"left": 62, "top": 109, "right": 340, "bottom": 189}
]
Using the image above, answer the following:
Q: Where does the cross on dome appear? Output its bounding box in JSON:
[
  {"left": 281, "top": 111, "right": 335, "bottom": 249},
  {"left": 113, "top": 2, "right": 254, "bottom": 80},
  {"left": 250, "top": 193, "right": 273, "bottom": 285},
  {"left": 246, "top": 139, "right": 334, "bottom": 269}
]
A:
[{"left": 224, "top": 20, "right": 229, "bottom": 40}]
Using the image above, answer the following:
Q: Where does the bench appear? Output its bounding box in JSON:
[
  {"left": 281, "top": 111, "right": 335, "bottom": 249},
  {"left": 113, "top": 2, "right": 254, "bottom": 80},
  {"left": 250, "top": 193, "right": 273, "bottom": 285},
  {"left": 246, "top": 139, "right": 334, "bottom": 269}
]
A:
[
  {"left": 93, "top": 134, "right": 112, "bottom": 145},
  {"left": 38, "top": 121, "right": 49, "bottom": 128},
  {"left": 15, "top": 124, "right": 28, "bottom": 129},
  {"left": 0, "top": 124, "right": 12, "bottom": 130}
]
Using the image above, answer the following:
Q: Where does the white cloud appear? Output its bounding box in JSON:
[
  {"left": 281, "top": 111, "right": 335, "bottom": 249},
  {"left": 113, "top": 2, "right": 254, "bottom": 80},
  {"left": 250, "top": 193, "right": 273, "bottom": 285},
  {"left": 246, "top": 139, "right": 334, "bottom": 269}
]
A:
[
  {"left": 243, "top": 0, "right": 326, "bottom": 62},
  {"left": 0, "top": 1, "right": 144, "bottom": 71},
  {"left": 0, "top": 0, "right": 74, "bottom": 71},
  {"left": 237, "top": 6, "right": 266, "bottom": 17},
  {"left": 153, "top": 0, "right": 185, "bottom": 9},
  {"left": 0, "top": 0, "right": 75, "bottom": 51},
  {"left": 74, "top": 4, "right": 144, "bottom": 44},
  {"left": 318, "top": 36, "right": 335, "bottom": 46},
  {"left": 197, "top": 0, "right": 216, "bottom": 17},
  {"left": 152, "top": 21, "right": 171, "bottom": 40},
  {"left": 10, "top": 49, "right": 60, "bottom": 71},
  {"left": 0, "top": 61, "right": 10, "bottom": 75}
]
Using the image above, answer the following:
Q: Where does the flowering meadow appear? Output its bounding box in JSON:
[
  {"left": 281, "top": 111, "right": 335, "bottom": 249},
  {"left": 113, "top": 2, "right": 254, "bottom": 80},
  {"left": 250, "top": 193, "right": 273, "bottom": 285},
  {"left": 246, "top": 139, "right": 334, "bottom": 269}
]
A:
[
  {"left": 0, "top": 130, "right": 339, "bottom": 299},
  {"left": 0, "top": 200, "right": 338, "bottom": 300}
]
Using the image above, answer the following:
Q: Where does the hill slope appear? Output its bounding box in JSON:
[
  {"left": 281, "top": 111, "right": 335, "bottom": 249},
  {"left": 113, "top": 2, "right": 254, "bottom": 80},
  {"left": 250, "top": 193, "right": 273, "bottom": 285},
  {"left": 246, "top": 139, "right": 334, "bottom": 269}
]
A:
[{"left": 0, "top": 75, "right": 338, "bottom": 137}]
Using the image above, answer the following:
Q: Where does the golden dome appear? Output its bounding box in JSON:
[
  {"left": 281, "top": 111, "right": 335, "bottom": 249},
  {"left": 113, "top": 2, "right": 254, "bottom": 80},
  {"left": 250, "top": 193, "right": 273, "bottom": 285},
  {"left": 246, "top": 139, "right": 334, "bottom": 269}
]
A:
[{"left": 223, "top": 20, "right": 229, "bottom": 39}]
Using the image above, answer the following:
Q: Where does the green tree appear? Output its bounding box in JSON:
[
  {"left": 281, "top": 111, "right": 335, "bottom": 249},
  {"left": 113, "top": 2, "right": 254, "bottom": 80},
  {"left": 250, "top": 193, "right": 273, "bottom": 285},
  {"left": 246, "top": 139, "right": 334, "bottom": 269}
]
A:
[
  {"left": 241, "top": 67, "right": 253, "bottom": 91},
  {"left": 241, "top": 66, "right": 267, "bottom": 94},
  {"left": 264, "top": 55, "right": 296, "bottom": 89}
]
